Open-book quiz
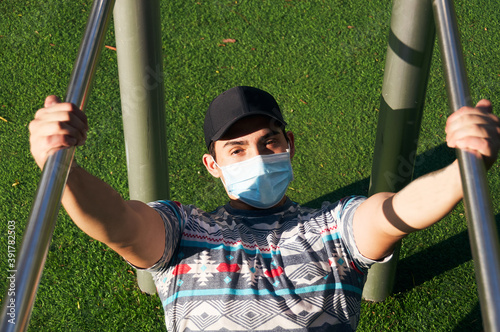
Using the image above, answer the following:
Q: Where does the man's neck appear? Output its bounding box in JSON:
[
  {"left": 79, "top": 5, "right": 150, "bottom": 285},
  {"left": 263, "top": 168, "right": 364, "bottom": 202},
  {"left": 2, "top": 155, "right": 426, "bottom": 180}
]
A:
[{"left": 228, "top": 196, "right": 288, "bottom": 211}]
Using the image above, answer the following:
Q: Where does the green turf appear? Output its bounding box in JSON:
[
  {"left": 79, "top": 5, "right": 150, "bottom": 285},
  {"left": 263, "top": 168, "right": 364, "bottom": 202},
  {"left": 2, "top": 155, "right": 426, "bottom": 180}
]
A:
[{"left": 0, "top": 0, "right": 499, "bottom": 331}]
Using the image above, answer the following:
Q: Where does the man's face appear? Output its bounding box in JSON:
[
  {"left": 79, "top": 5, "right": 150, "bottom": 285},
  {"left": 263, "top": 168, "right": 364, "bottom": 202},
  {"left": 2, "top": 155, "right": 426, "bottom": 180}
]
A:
[{"left": 202, "top": 115, "right": 295, "bottom": 206}]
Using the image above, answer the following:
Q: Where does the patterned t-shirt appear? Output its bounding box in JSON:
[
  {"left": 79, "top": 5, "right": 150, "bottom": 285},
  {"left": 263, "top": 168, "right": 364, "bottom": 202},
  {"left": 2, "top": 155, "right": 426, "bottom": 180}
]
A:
[{"left": 140, "top": 196, "right": 380, "bottom": 331}]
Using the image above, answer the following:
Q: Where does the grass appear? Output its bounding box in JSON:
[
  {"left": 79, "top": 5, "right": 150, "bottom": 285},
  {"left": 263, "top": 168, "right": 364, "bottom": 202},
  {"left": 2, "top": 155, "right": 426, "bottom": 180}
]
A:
[{"left": 0, "top": 0, "right": 499, "bottom": 331}]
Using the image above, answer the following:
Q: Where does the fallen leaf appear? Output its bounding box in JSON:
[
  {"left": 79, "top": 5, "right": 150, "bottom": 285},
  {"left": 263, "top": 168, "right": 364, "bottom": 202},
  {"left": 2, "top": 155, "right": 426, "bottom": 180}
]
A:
[
  {"left": 105, "top": 45, "right": 116, "bottom": 51},
  {"left": 300, "top": 99, "right": 307, "bottom": 104},
  {"left": 222, "top": 38, "right": 236, "bottom": 43},
  {"left": 12, "top": 180, "right": 20, "bottom": 187},
  {"left": 347, "top": 26, "right": 354, "bottom": 29},
  {"left": 218, "top": 44, "right": 226, "bottom": 47},
  {"left": 49, "top": 43, "right": 55, "bottom": 46}
]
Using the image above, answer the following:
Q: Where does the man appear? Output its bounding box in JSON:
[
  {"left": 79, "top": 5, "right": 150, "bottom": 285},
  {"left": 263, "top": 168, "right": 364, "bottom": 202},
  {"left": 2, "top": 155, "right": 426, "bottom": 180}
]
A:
[{"left": 29, "top": 86, "right": 499, "bottom": 331}]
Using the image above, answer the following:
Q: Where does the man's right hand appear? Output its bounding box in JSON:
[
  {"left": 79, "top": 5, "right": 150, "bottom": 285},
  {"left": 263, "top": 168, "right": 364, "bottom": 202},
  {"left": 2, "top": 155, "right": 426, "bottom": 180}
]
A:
[{"left": 29, "top": 95, "right": 88, "bottom": 169}]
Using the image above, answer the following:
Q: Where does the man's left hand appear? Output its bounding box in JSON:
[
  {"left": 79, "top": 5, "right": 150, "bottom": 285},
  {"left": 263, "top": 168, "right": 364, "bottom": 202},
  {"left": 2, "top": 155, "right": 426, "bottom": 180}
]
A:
[{"left": 446, "top": 99, "right": 500, "bottom": 169}]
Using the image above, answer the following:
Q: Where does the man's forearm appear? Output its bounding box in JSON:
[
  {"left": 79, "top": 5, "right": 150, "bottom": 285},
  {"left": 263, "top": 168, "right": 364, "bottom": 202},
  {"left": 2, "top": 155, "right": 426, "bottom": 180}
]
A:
[
  {"left": 353, "top": 160, "right": 466, "bottom": 260},
  {"left": 390, "top": 160, "right": 463, "bottom": 236},
  {"left": 61, "top": 163, "right": 137, "bottom": 248}
]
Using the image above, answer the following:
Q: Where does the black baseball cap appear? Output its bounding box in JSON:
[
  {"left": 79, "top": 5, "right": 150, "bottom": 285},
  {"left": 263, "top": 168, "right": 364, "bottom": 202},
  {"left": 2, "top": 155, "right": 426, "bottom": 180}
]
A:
[{"left": 203, "top": 86, "right": 287, "bottom": 149}]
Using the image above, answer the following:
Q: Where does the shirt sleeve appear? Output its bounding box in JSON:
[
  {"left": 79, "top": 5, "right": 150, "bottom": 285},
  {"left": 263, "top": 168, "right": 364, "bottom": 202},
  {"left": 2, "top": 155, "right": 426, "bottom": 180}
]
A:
[
  {"left": 338, "top": 196, "right": 393, "bottom": 271},
  {"left": 132, "top": 200, "right": 187, "bottom": 272}
]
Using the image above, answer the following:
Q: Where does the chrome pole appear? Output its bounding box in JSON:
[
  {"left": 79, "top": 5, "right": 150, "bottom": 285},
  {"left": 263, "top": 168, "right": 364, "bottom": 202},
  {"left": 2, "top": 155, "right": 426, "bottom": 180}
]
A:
[
  {"left": 0, "top": 1, "right": 115, "bottom": 331},
  {"left": 433, "top": 0, "right": 500, "bottom": 330}
]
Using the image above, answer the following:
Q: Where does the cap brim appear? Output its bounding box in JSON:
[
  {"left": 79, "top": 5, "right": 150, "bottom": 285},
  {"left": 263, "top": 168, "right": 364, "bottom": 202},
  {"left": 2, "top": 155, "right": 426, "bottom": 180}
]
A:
[{"left": 210, "top": 112, "right": 287, "bottom": 143}]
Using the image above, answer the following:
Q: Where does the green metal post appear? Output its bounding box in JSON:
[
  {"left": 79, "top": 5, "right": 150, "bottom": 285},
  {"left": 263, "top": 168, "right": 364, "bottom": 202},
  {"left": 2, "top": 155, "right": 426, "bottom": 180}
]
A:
[
  {"left": 362, "top": 0, "right": 435, "bottom": 301},
  {"left": 114, "top": 0, "right": 168, "bottom": 294}
]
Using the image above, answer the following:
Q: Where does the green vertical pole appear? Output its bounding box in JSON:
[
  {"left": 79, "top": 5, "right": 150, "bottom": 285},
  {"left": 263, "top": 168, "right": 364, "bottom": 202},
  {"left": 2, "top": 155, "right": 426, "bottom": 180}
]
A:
[
  {"left": 362, "top": 0, "right": 435, "bottom": 302},
  {"left": 114, "top": 0, "right": 168, "bottom": 294}
]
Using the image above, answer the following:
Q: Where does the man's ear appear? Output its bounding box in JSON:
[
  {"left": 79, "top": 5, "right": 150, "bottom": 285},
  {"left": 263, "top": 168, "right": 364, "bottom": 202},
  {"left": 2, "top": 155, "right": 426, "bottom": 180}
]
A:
[
  {"left": 286, "top": 131, "right": 296, "bottom": 159},
  {"left": 202, "top": 154, "right": 221, "bottom": 178}
]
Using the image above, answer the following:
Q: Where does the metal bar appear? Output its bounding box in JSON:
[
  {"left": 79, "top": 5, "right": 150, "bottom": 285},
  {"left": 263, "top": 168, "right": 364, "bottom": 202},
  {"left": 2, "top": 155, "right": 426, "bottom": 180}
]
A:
[
  {"left": 433, "top": 0, "right": 500, "bottom": 330},
  {"left": 362, "top": 0, "right": 435, "bottom": 302},
  {"left": 113, "top": 0, "right": 169, "bottom": 294},
  {"left": 0, "top": 1, "right": 115, "bottom": 330}
]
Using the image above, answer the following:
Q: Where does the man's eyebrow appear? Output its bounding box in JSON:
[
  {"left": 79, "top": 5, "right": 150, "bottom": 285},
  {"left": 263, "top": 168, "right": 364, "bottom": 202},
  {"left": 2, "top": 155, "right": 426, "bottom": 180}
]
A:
[
  {"left": 262, "top": 129, "right": 280, "bottom": 139},
  {"left": 261, "top": 131, "right": 281, "bottom": 140},
  {"left": 221, "top": 130, "right": 281, "bottom": 149},
  {"left": 222, "top": 139, "right": 248, "bottom": 148}
]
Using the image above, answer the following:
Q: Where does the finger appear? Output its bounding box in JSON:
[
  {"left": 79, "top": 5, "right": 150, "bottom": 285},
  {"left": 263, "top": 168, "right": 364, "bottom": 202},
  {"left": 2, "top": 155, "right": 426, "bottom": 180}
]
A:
[
  {"left": 44, "top": 95, "right": 62, "bottom": 108},
  {"left": 448, "top": 106, "right": 491, "bottom": 122},
  {"left": 35, "top": 109, "right": 88, "bottom": 134},
  {"left": 36, "top": 102, "right": 78, "bottom": 116},
  {"left": 35, "top": 103, "right": 88, "bottom": 131},
  {"left": 454, "top": 137, "right": 499, "bottom": 160},
  {"left": 46, "top": 103, "right": 89, "bottom": 130},
  {"left": 448, "top": 122, "right": 499, "bottom": 141},
  {"left": 35, "top": 102, "right": 74, "bottom": 120},
  {"left": 46, "top": 134, "right": 78, "bottom": 148},
  {"left": 30, "top": 112, "right": 88, "bottom": 144},
  {"left": 447, "top": 123, "right": 500, "bottom": 150},
  {"left": 475, "top": 99, "right": 492, "bottom": 113},
  {"left": 31, "top": 120, "right": 87, "bottom": 147},
  {"left": 449, "top": 102, "right": 493, "bottom": 120},
  {"left": 446, "top": 103, "right": 499, "bottom": 130},
  {"left": 446, "top": 112, "right": 499, "bottom": 135}
]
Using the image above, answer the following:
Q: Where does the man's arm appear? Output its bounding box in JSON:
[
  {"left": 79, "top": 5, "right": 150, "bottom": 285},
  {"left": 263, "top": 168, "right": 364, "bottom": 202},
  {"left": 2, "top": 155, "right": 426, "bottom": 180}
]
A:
[
  {"left": 353, "top": 100, "right": 500, "bottom": 260},
  {"left": 62, "top": 165, "right": 165, "bottom": 268},
  {"left": 29, "top": 95, "right": 165, "bottom": 269}
]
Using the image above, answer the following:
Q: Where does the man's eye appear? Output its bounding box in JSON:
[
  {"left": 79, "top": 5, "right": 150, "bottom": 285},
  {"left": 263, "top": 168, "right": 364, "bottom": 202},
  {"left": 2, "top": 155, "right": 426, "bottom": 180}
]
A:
[
  {"left": 265, "top": 139, "right": 277, "bottom": 145},
  {"left": 231, "top": 149, "right": 243, "bottom": 155}
]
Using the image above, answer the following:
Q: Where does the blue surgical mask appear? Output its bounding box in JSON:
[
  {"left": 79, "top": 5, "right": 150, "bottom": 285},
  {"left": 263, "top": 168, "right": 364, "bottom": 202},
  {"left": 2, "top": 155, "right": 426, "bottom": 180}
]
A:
[{"left": 215, "top": 150, "right": 294, "bottom": 209}]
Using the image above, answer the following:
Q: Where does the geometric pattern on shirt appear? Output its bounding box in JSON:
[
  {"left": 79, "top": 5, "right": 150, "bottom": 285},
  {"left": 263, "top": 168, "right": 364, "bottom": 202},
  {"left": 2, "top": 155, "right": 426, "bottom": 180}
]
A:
[
  {"left": 284, "top": 262, "right": 329, "bottom": 285},
  {"left": 145, "top": 196, "right": 374, "bottom": 332},
  {"left": 166, "top": 296, "right": 357, "bottom": 331}
]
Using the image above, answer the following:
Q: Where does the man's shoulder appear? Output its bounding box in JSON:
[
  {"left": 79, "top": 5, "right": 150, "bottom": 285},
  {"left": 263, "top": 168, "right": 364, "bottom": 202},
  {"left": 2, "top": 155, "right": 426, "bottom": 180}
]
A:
[
  {"left": 296, "top": 195, "right": 366, "bottom": 215},
  {"left": 148, "top": 199, "right": 215, "bottom": 213}
]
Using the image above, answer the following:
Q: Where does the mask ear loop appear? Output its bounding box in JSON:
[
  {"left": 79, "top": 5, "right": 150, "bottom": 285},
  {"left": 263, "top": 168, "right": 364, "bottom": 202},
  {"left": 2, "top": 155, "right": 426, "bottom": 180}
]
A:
[
  {"left": 211, "top": 156, "right": 228, "bottom": 187},
  {"left": 211, "top": 156, "right": 220, "bottom": 169}
]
